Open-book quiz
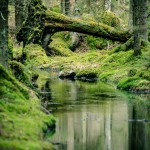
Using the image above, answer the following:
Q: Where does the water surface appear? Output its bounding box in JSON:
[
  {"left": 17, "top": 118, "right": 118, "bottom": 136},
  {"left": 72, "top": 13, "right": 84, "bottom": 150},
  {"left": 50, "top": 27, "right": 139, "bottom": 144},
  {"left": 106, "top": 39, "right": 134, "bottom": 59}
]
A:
[{"left": 38, "top": 71, "right": 150, "bottom": 150}]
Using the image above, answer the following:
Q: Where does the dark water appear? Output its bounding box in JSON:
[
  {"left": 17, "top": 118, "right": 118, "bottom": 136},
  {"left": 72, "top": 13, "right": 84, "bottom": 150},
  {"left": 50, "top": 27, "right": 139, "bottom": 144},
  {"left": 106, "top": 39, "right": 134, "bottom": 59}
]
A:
[{"left": 38, "top": 71, "right": 150, "bottom": 150}]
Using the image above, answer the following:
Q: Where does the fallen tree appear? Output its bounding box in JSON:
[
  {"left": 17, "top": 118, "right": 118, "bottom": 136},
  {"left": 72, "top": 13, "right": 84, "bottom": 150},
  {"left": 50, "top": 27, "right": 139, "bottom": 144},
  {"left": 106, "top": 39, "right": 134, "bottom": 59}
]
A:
[{"left": 17, "top": 0, "right": 132, "bottom": 48}]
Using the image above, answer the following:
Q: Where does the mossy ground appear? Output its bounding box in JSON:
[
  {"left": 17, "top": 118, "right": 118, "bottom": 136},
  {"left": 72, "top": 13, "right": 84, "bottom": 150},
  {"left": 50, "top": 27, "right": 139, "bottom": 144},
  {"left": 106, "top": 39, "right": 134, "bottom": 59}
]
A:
[
  {"left": 22, "top": 44, "right": 51, "bottom": 69},
  {"left": 49, "top": 32, "right": 73, "bottom": 56},
  {"left": 13, "top": 28, "right": 150, "bottom": 93},
  {"left": 48, "top": 41, "right": 150, "bottom": 93},
  {"left": 0, "top": 65, "right": 55, "bottom": 149}
]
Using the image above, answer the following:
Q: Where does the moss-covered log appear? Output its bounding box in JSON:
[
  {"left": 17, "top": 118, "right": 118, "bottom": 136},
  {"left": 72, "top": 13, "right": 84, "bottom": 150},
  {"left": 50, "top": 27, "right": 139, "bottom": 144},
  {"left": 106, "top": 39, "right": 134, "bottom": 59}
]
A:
[
  {"left": 44, "top": 10, "right": 131, "bottom": 42},
  {"left": 17, "top": 0, "right": 131, "bottom": 48}
]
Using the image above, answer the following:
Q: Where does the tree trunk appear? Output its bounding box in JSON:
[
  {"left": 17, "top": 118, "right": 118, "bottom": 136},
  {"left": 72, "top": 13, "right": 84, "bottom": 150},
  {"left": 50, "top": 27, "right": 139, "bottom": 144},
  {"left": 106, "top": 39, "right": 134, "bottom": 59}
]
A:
[
  {"left": 15, "top": 0, "right": 30, "bottom": 31},
  {"left": 132, "top": 0, "right": 148, "bottom": 56},
  {"left": 128, "top": 0, "right": 133, "bottom": 30},
  {"left": 17, "top": 0, "right": 131, "bottom": 47},
  {"left": 139, "top": 0, "right": 148, "bottom": 41},
  {"left": 86, "top": 0, "right": 91, "bottom": 13},
  {"left": 105, "top": 0, "right": 111, "bottom": 11},
  {"left": 0, "top": 0, "right": 9, "bottom": 67},
  {"left": 61, "top": 0, "right": 70, "bottom": 15}
]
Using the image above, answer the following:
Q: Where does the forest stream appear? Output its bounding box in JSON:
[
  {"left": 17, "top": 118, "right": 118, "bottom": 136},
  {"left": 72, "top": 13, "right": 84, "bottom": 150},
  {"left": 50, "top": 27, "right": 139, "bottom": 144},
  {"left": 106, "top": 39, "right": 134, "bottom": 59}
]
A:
[{"left": 38, "top": 71, "right": 150, "bottom": 150}]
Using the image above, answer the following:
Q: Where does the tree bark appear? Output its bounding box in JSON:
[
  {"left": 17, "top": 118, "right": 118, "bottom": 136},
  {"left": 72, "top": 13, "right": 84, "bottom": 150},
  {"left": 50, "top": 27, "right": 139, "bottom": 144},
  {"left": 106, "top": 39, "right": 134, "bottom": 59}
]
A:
[
  {"left": 0, "top": 0, "right": 9, "bottom": 67},
  {"left": 61, "top": 0, "right": 70, "bottom": 15},
  {"left": 17, "top": 0, "right": 131, "bottom": 47},
  {"left": 132, "top": 0, "right": 148, "bottom": 56},
  {"left": 128, "top": 0, "right": 133, "bottom": 30},
  {"left": 104, "top": 0, "right": 111, "bottom": 11},
  {"left": 139, "top": 0, "right": 148, "bottom": 41},
  {"left": 15, "top": 0, "right": 30, "bottom": 31}
]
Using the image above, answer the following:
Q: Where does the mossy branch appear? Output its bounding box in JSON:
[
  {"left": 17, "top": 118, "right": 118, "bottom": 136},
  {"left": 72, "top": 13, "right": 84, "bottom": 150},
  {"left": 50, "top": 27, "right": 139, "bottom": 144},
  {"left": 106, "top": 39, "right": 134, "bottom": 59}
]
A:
[{"left": 110, "top": 37, "right": 134, "bottom": 53}]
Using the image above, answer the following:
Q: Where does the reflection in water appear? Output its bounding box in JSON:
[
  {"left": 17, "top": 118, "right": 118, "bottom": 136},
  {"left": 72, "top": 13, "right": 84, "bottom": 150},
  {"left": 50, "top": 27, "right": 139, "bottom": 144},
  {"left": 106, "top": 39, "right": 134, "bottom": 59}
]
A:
[
  {"left": 40, "top": 80, "right": 52, "bottom": 101},
  {"left": 129, "top": 104, "right": 150, "bottom": 150},
  {"left": 50, "top": 102, "right": 128, "bottom": 150},
  {"left": 38, "top": 71, "right": 150, "bottom": 150}
]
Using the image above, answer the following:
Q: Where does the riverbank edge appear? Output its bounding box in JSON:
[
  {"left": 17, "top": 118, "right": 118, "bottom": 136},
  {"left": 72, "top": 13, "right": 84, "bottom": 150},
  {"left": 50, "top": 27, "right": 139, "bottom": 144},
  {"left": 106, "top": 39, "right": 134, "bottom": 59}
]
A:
[
  {"left": 0, "top": 65, "right": 55, "bottom": 150},
  {"left": 20, "top": 42, "right": 150, "bottom": 94}
]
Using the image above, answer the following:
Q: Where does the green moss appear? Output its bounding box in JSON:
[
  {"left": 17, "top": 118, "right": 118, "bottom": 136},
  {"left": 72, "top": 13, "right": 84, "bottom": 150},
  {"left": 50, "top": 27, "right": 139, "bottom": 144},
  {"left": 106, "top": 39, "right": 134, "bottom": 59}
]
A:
[
  {"left": 81, "top": 13, "right": 97, "bottom": 22},
  {"left": 49, "top": 32, "right": 73, "bottom": 56},
  {"left": 138, "top": 70, "right": 150, "bottom": 80},
  {"left": 0, "top": 65, "right": 55, "bottom": 149},
  {"left": 128, "top": 68, "right": 137, "bottom": 77},
  {"left": 100, "top": 11, "right": 120, "bottom": 28},
  {"left": 12, "top": 47, "right": 23, "bottom": 61},
  {"left": 23, "top": 44, "right": 51, "bottom": 68},
  {"left": 117, "top": 77, "right": 150, "bottom": 91},
  {"left": 9, "top": 61, "right": 33, "bottom": 87},
  {"left": 117, "top": 77, "right": 139, "bottom": 90},
  {"left": 48, "top": 43, "right": 150, "bottom": 93},
  {"left": 76, "top": 69, "right": 98, "bottom": 82},
  {"left": 50, "top": 5, "right": 61, "bottom": 13},
  {"left": 85, "top": 35, "right": 111, "bottom": 50}
]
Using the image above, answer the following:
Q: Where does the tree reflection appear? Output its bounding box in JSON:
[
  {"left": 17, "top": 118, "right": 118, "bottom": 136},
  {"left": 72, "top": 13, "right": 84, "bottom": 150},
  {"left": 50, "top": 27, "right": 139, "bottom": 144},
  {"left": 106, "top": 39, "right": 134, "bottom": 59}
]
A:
[
  {"left": 40, "top": 80, "right": 52, "bottom": 104},
  {"left": 129, "top": 103, "right": 150, "bottom": 150}
]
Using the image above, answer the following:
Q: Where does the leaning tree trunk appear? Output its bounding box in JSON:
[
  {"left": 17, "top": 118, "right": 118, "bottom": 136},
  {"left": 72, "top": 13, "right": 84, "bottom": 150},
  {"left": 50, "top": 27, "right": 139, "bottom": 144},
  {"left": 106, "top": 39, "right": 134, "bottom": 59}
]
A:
[
  {"left": 0, "top": 0, "right": 9, "bottom": 67},
  {"left": 17, "top": 0, "right": 131, "bottom": 48}
]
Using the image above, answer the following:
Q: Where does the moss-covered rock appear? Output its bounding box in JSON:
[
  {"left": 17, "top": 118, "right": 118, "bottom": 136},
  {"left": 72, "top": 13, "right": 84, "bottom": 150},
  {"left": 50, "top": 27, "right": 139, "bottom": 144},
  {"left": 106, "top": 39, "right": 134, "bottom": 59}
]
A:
[
  {"left": 101, "top": 11, "right": 120, "bottom": 28},
  {"left": 0, "top": 65, "right": 55, "bottom": 149},
  {"left": 76, "top": 69, "right": 98, "bottom": 82},
  {"left": 9, "top": 60, "right": 33, "bottom": 87},
  {"left": 58, "top": 70, "right": 76, "bottom": 80},
  {"left": 49, "top": 32, "right": 73, "bottom": 56},
  {"left": 85, "top": 35, "right": 111, "bottom": 50},
  {"left": 117, "top": 77, "right": 150, "bottom": 93},
  {"left": 23, "top": 44, "right": 50, "bottom": 68},
  {"left": 8, "top": 35, "right": 13, "bottom": 60}
]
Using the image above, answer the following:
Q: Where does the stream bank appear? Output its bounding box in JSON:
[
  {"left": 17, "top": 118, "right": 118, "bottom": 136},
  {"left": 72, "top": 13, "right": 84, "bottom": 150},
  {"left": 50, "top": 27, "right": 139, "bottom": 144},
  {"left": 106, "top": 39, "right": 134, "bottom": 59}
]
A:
[{"left": 0, "top": 65, "right": 55, "bottom": 149}]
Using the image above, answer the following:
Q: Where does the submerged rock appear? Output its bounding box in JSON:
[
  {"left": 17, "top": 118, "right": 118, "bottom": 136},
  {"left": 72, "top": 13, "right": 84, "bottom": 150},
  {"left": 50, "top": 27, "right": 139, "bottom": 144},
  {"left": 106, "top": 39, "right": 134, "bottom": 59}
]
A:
[
  {"left": 76, "top": 71, "right": 98, "bottom": 82},
  {"left": 58, "top": 70, "right": 76, "bottom": 80}
]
